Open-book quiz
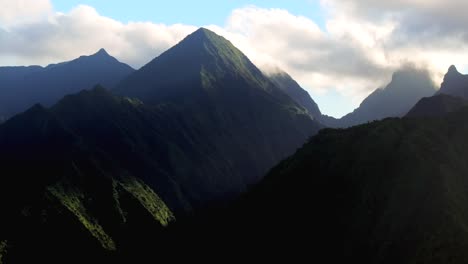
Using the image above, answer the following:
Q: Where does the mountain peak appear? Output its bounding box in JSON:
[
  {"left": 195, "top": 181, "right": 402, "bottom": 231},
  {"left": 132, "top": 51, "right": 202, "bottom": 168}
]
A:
[
  {"left": 438, "top": 64, "right": 468, "bottom": 98},
  {"left": 193, "top": 27, "right": 215, "bottom": 36},
  {"left": 187, "top": 27, "right": 223, "bottom": 42},
  {"left": 181, "top": 27, "right": 231, "bottom": 50},
  {"left": 116, "top": 26, "right": 266, "bottom": 103},
  {"left": 76, "top": 48, "right": 113, "bottom": 61},
  {"left": 445, "top": 65, "right": 462, "bottom": 79},
  {"left": 442, "top": 65, "right": 463, "bottom": 84},
  {"left": 180, "top": 27, "right": 240, "bottom": 53},
  {"left": 93, "top": 48, "right": 110, "bottom": 57},
  {"left": 448, "top": 65, "right": 459, "bottom": 74}
]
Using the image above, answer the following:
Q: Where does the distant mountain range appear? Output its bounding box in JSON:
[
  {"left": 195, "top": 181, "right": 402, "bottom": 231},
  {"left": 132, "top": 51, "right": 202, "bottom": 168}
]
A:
[
  {"left": 0, "top": 49, "right": 134, "bottom": 121},
  {"left": 0, "top": 35, "right": 441, "bottom": 129}
]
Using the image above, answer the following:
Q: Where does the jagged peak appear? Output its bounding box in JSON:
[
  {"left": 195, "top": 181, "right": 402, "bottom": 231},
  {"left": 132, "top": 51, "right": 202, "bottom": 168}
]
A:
[
  {"left": 76, "top": 48, "right": 112, "bottom": 60},
  {"left": 448, "top": 65, "right": 458, "bottom": 74},
  {"left": 443, "top": 65, "right": 463, "bottom": 82},
  {"left": 44, "top": 49, "right": 113, "bottom": 68},
  {"left": 94, "top": 48, "right": 110, "bottom": 56},
  {"left": 88, "top": 48, "right": 113, "bottom": 59}
]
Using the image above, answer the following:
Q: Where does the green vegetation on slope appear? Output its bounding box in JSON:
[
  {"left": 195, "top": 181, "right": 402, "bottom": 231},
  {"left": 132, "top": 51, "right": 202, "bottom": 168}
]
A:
[
  {"left": 198, "top": 28, "right": 269, "bottom": 90},
  {"left": 112, "top": 179, "right": 127, "bottom": 224},
  {"left": 118, "top": 176, "right": 175, "bottom": 227},
  {"left": 47, "top": 180, "right": 116, "bottom": 251}
]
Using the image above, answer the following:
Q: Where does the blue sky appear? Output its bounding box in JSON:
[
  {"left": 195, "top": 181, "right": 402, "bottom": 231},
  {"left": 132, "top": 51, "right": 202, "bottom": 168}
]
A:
[
  {"left": 52, "top": 0, "right": 326, "bottom": 28},
  {"left": 310, "top": 90, "right": 356, "bottom": 118}
]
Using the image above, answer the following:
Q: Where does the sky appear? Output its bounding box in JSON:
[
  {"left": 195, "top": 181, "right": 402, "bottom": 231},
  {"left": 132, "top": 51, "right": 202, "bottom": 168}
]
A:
[
  {"left": 52, "top": 0, "right": 326, "bottom": 28},
  {"left": 1, "top": 0, "right": 468, "bottom": 117}
]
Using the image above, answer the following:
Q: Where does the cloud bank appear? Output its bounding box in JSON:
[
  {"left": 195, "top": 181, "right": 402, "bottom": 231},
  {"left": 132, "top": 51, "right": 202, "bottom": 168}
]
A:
[
  {"left": 1, "top": 0, "right": 467, "bottom": 116},
  {"left": 0, "top": 3, "right": 196, "bottom": 67}
]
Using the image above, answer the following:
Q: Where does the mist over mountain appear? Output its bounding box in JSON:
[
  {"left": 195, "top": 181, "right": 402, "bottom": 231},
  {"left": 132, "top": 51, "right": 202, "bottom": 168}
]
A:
[
  {"left": 0, "top": 49, "right": 134, "bottom": 121},
  {"left": 264, "top": 67, "right": 437, "bottom": 128},
  {"left": 321, "top": 67, "right": 436, "bottom": 127}
]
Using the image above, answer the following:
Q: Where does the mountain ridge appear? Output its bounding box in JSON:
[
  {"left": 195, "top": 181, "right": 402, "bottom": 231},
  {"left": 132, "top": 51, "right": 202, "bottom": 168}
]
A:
[
  {"left": 0, "top": 49, "right": 134, "bottom": 121},
  {"left": 267, "top": 70, "right": 322, "bottom": 120},
  {"left": 406, "top": 94, "right": 468, "bottom": 118}
]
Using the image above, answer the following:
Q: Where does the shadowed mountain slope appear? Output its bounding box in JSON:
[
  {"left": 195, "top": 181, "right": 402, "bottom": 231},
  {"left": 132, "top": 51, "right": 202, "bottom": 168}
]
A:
[
  {"left": 407, "top": 94, "right": 468, "bottom": 118},
  {"left": 0, "top": 28, "right": 322, "bottom": 263},
  {"left": 172, "top": 104, "right": 468, "bottom": 264},
  {"left": 268, "top": 70, "right": 322, "bottom": 120}
]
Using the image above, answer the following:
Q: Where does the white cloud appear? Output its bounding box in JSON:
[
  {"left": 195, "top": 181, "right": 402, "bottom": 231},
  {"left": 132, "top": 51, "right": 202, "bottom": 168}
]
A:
[
  {"left": 0, "top": 0, "right": 52, "bottom": 27},
  {"left": 0, "top": 4, "right": 196, "bottom": 67},
  {"left": 209, "top": 2, "right": 468, "bottom": 108},
  {"left": 322, "top": 0, "right": 468, "bottom": 84},
  {"left": 206, "top": 6, "right": 394, "bottom": 103}
]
